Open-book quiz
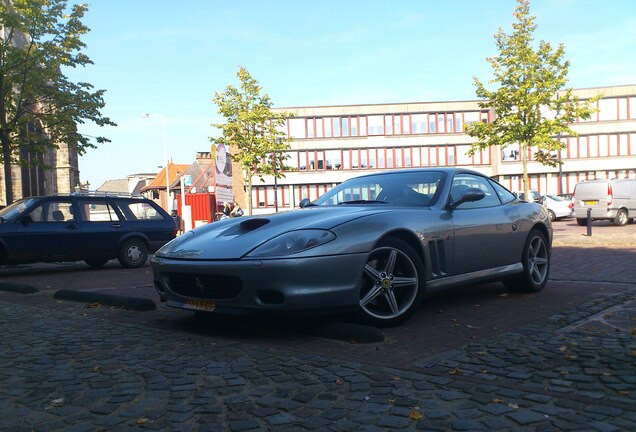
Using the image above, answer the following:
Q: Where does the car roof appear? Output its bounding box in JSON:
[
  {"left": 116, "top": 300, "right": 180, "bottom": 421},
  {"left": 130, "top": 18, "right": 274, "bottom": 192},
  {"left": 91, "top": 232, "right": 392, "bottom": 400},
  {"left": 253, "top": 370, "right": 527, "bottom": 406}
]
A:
[{"left": 342, "top": 167, "right": 483, "bottom": 180}]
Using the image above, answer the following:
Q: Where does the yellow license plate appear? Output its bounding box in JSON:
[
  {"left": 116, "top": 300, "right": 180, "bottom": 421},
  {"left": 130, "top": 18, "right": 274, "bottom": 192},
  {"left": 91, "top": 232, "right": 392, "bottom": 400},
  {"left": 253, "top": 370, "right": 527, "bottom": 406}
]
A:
[
  {"left": 584, "top": 200, "right": 598, "bottom": 206},
  {"left": 183, "top": 299, "right": 216, "bottom": 311}
]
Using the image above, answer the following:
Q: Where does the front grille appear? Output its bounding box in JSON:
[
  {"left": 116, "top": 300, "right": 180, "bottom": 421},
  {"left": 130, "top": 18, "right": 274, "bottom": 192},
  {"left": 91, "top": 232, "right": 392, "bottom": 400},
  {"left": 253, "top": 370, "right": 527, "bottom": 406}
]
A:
[{"left": 167, "top": 273, "right": 242, "bottom": 299}]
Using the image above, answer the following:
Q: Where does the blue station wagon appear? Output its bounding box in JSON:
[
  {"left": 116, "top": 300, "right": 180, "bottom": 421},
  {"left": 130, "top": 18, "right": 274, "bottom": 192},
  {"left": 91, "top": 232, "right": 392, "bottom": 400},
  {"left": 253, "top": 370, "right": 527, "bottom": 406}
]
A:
[{"left": 0, "top": 192, "right": 177, "bottom": 268}]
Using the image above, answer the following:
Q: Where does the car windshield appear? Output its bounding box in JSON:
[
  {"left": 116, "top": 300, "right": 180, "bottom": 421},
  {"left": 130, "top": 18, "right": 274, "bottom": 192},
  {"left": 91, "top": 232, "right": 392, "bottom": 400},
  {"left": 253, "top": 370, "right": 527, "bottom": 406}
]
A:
[
  {"left": 546, "top": 194, "right": 566, "bottom": 202},
  {"left": 0, "top": 198, "right": 37, "bottom": 221},
  {"left": 312, "top": 171, "right": 446, "bottom": 207}
]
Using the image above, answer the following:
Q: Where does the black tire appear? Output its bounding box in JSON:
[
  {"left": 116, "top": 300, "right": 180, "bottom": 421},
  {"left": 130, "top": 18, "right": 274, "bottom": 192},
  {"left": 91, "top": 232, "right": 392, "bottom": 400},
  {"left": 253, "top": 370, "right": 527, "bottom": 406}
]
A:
[
  {"left": 576, "top": 218, "right": 587, "bottom": 226},
  {"left": 117, "top": 238, "right": 148, "bottom": 268},
  {"left": 547, "top": 210, "right": 556, "bottom": 223},
  {"left": 504, "top": 229, "right": 550, "bottom": 293},
  {"left": 613, "top": 209, "right": 629, "bottom": 226},
  {"left": 85, "top": 258, "right": 109, "bottom": 267},
  {"left": 358, "top": 238, "right": 425, "bottom": 327}
]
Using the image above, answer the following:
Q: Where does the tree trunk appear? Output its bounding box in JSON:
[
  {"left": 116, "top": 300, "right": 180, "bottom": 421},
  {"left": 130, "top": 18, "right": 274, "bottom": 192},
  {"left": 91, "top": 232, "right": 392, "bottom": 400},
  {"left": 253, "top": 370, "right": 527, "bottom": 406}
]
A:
[
  {"left": 521, "top": 141, "right": 529, "bottom": 201},
  {"left": 246, "top": 173, "right": 253, "bottom": 216},
  {"left": 0, "top": 130, "right": 13, "bottom": 205}
]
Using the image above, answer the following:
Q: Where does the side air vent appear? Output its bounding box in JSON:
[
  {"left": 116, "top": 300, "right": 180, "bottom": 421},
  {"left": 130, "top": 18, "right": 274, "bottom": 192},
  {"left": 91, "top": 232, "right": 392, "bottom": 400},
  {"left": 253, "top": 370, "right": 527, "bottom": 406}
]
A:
[{"left": 428, "top": 240, "right": 447, "bottom": 277}]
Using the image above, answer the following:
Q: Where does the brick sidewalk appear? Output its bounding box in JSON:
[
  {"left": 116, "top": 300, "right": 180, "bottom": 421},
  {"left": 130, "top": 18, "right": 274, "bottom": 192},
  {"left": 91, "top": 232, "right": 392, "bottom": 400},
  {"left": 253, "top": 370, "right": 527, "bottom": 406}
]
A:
[{"left": 1, "top": 223, "right": 635, "bottom": 431}]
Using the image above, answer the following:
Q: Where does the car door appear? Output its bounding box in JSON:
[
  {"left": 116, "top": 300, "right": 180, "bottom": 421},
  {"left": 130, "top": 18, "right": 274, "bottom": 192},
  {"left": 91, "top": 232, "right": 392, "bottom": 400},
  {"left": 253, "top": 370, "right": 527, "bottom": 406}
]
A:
[
  {"left": 76, "top": 198, "right": 126, "bottom": 259},
  {"left": 13, "top": 198, "right": 81, "bottom": 261},
  {"left": 449, "top": 173, "right": 522, "bottom": 275}
]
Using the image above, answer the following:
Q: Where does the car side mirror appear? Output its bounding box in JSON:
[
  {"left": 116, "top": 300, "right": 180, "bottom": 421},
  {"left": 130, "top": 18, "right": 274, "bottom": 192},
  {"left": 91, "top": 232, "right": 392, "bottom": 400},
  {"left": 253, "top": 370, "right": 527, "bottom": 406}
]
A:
[
  {"left": 299, "top": 198, "right": 312, "bottom": 208},
  {"left": 20, "top": 215, "right": 33, "bottom": 225},
  {"left": 449, "top": 188, "right": 485, "bottom": 210}
]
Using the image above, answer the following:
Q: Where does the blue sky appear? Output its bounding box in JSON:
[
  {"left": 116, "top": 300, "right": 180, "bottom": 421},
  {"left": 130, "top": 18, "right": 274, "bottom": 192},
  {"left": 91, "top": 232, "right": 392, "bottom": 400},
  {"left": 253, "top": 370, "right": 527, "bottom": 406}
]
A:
[{"left": 69, "top": 0, "right": 636, "bottom": 189}]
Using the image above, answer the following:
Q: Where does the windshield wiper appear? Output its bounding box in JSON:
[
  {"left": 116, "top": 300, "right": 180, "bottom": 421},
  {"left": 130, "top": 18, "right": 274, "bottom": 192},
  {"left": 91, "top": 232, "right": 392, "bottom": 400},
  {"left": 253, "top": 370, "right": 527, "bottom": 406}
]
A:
[{"left": 337, "top": 200, "right": 388, "bottom": 205}]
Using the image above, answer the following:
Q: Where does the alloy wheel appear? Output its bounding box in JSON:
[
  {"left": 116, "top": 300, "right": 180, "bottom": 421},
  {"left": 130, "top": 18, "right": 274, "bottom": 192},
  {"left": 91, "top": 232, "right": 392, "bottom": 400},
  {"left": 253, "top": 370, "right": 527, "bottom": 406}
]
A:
[
  {"left": 527, "top": 235, "right": 549, "bottom": 286},
  {"left": 360, "top": 245, "right": 419, "bottom": 321}
]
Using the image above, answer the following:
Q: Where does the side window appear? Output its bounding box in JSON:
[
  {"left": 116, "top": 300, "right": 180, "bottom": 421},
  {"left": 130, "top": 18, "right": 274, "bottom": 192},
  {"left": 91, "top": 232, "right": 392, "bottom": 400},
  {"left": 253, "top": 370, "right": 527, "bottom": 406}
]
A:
[
  {"left": 488, "top": 179, "right": 516, "bottom": 204},
  {"left": 115, "top": 200, "right": 166, "bottom": 221},
  {"left": 79, "top": 200, "right": 120, "bottom": 222},
  {"left": 451, "top": 174, "right": 501, "bottom": 209},
  {"left": 27, "top": 200, "right": 74, "bottom": 222}
]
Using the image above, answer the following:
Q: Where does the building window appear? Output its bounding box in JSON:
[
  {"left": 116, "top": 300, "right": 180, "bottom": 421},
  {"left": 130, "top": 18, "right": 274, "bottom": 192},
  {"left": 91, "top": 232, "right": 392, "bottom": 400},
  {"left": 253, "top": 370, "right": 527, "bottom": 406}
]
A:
[
  {"left": 411, "top": 114, "right": 427, "bottom": 134},
  {"left": 288, "top": 118, "right": 305, "bottom": 139},
  {"left": 618, "top": 98, "right": 629, "bottom": 120},
  {"left": 350, "top": 117, "right": 358, "bottom": 136},
  {"left": 464, "top": 111, "right": 480, "bottom": 126},
  {"left": 393, "top": 116, "right": 401, "bottom": 135},
  {"left": 341, "top": 117, "right": 349, "bottom": 136},
  {"left": 332, "top": 118, "right": 341, "bottom": 137},
  {"left": 455, "top": 113, "right": 463, "bottom": 132},
  {"left": 359, "top": 117, "right": 367, "bottom": 136},
  {"left": 368, "top": 149, "right": 376, "bottom": 168},
  {"left": 360, "top": 149, "right": 368, "bottom": 168},
  {"left": 324, "top": 117, "right": 332, "bottom": 137},
  {"left": 315, "top": 118, "right": 324, "bottom": 137},
  {"left": 368, "top": 115, "right": 384, "bottom": 135},
  {"left": 325, "top": 150, "right": 341, "bottom": 169},
  {"left": 306, "top": 118, "right": 315, "bottom": 138},
  {"left": 598, "top": 98, "right": 618, "bottom": 121},
  {"left": 377, "top": 149, "right": 385, "bottom": 168}
]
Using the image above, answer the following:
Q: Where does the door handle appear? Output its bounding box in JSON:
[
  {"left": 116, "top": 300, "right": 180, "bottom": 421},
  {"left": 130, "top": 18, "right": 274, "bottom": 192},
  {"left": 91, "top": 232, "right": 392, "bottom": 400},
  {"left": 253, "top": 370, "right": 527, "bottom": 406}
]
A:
[{"left": 111, "top": 223, "right": 122, "bottom": 228}]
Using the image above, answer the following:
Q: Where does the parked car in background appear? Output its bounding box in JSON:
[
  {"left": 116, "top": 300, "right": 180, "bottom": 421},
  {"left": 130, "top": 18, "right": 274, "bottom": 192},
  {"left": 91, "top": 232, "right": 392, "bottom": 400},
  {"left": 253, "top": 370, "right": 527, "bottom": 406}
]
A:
[
  {"left": 514, "top": 190, "right": 540, "bottom": 203},
  {"left": 152, "top": 168, "right": 552, "bottom": 327},
  {"left": 573, "top": 179, "right": 636, "bottom": 226},
  {"left": 540, "top": 194, "right": 574, "bottom": 222},
  {"left": 0, "top": 192, "right": 177, "bottom": 268}
]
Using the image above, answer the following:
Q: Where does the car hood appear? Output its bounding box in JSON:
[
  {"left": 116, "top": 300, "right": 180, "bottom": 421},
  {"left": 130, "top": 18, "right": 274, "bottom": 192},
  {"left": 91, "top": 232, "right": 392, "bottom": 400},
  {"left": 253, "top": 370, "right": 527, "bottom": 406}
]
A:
[{"left": 156, "top": 205, "right": 392, "bottom": 260}]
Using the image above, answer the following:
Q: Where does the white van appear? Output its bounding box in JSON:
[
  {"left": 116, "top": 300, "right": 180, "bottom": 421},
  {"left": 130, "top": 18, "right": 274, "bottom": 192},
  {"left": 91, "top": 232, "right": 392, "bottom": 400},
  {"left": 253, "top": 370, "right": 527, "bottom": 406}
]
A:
[{"left": 572, "top": 179, "right": 636, "bottom": 226}]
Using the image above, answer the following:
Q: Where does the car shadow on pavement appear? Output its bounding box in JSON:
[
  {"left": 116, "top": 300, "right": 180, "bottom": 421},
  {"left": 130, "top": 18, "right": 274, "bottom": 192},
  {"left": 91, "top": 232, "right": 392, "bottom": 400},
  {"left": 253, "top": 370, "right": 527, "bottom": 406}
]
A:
[{"left": 171, "top": 310, "right": 385, "bottom": 344}]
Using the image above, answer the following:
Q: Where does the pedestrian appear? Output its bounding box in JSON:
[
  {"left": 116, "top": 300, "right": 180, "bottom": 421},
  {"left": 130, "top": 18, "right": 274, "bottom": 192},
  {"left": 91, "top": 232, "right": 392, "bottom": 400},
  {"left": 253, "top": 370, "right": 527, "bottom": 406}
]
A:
[
  {"left": 231, "top": 202, "right": 244, "bottom": 217},
  {"left": 221, "top": 202, "right": 231, "bottom": 220},
  {"left": 170, "top": 209, "right": 182, "bottom": 234}
]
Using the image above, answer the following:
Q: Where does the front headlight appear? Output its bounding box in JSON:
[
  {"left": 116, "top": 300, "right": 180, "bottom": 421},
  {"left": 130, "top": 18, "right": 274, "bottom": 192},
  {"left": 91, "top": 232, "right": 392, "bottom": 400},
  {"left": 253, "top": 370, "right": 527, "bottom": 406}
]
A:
[{"left": 246, "top": 229, "right": 336, "bottom": 257}]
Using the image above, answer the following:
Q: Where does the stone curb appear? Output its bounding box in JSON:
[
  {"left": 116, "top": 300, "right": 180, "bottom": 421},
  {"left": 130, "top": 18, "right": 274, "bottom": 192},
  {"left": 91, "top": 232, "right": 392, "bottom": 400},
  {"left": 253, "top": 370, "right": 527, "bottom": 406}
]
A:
[
  {"left": 0, "top": 282, "right": 38, "bottom": 294},
  {"left": 53, "top": 289, "right": 156, "bottom": 311},
  {"left": 552, "top": 233, "right": 636, "bottom": 248}
]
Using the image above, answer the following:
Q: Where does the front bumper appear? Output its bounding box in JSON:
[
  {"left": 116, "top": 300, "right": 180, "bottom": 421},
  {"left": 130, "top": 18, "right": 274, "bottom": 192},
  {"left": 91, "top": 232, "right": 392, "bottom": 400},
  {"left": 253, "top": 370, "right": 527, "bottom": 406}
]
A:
[{"left": 151, "top": 253, "right": 368, "bottom": 315}]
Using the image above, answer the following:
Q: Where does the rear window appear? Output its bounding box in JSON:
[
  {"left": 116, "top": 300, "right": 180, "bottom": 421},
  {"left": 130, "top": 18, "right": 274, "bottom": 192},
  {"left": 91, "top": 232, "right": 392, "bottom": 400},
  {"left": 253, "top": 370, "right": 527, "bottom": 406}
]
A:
[
  {"left": 574, "top": 181, "right": 607, "bottom": 199},
  {"left": 115, "top": 200, "right": 166, "bottom": 221}
]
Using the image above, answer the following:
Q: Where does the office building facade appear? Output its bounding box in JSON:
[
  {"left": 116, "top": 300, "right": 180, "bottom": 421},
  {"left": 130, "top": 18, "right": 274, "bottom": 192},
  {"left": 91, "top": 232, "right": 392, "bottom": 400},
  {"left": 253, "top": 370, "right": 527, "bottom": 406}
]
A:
[{"left": 247, "top": 84, "right": 636, "bottom": 214}]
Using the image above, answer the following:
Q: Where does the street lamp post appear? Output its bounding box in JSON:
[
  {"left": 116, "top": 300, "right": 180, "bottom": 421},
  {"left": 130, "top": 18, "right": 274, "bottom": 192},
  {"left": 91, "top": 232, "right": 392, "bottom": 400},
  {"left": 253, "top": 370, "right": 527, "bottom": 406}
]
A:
[
  {"left": 273, "top": 138, "right": 283, "bottom": 213},
  {"left": 143, "top": 114, "right": 170, "bottom": 210},
  {"left": 556, "top": 108, "right": 564, "bottom": 195}
]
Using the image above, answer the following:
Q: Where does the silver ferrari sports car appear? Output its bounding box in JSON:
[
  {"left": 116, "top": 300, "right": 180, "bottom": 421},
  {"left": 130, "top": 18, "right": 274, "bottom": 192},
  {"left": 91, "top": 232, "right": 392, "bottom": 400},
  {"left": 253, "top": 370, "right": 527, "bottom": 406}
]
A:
[{"left": 152, "top": 168, "right": 552, "bottom": 327}]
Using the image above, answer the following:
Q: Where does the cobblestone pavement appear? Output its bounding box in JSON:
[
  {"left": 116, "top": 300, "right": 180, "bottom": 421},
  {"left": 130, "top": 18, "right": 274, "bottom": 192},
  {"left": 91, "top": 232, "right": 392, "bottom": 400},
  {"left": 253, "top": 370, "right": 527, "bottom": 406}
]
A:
[{"left": 1, "top": 224, "right": 636, "bottom": 431}]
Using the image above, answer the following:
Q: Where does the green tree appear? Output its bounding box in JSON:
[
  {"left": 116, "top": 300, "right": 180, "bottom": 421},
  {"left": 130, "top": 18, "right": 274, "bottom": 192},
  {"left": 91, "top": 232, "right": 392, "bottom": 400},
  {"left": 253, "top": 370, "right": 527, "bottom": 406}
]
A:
[
  {"left": 0, "top": 0, "right": 114, "bottom": 204},
  {"left": 211, "top": 66, "right": 292, "bottom": 215},
  {"left": 465, "top": 0, "right": 599, "bottom": 198}
]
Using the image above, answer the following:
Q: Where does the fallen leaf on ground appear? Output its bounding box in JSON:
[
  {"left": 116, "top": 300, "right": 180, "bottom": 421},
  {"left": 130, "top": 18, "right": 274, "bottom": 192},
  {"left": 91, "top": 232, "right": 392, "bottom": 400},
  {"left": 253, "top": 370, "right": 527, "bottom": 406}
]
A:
[{"left": 409, "top": 408, "right": 423, "bottom": 420}]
